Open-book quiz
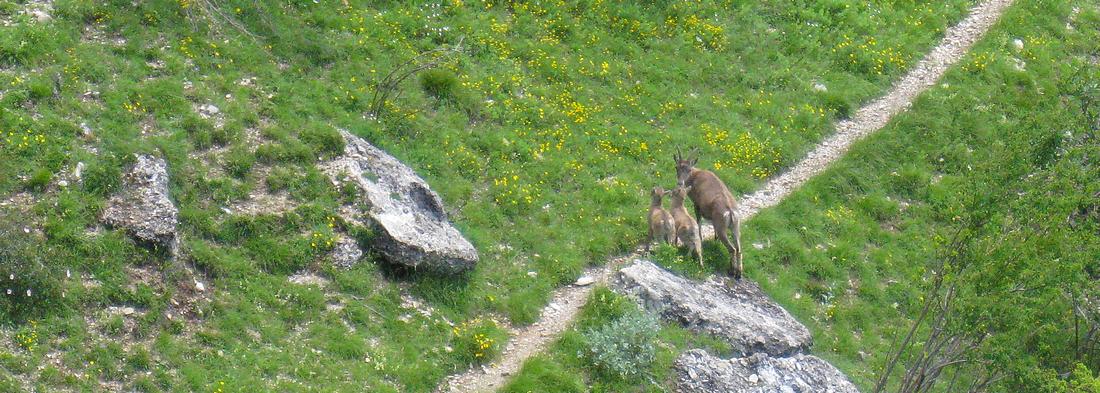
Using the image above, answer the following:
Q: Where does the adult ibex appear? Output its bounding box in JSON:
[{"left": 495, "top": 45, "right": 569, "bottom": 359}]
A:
[
  {"left": 674, "top": 148, "right": 744, "bottom": 279},
  {"left": 668, "top": 186, "right": 703, "bottom": 267},
  {"left": 645, "top": 187, "right": 675, "bottom": 254}
]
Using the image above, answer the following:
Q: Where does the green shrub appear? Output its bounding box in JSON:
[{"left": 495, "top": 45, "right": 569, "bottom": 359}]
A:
[
  {"left": 82, "top": 156, "right": 121, "bottom": 197},
  {"left": 27, "top": 77, "right": 54, "bottom": 102},
  {"left": 211, "top": 121, "right": 242, "bottom": 147},
  {"left": 451, "top": 317, "right": 507, "bottom": 365},
  {"left": 419, "top": 69, "right": 459, "bottom": 100},
  {"left": 576, "top": 287, "right": 634, "bottom": 330},
  {"left": 581, "top": 311, "right": 660, "bottom": 380},
  {"left": 224, "top": 146, "right": 255, "bottom": 179},
  {"left": 255, "top": 140, "right": 314, "bottom": 164},
  {"left": 25, "top": 167, "right": 51, "bottom": 192},
  {"left": 298, "top": 124, "right": 344, "bottom": 157},
  {"left": 180, "top": 114, "right": 214, "bottom": 149},
  {"left": 265, "top": 166, "right": 329, "bottom": 201}
]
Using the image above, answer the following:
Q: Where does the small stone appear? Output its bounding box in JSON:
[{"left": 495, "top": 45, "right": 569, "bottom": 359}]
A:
[
  {"left": 194, "top": 280, "right": 205, "bottom": 292},
  {"left": 752, "top": 242, "right": 765, "bottom": 250},
  {"left": 74, "top": 162, "right": 85, "bottom": 180},
  {"left": 30, "top": 9, "right": 51, "bottom": 23},
  {"left": 329, "top": 236, "right": 364, "bottom": 269},
  {"left": 812, "top": 82, "right": 828, "bottom": 92},
  {"left": 121, "top": 307, "right": 135, "bottom": 315},
  {"left": 526, "top": 271, "right": 538, "bottom": 278},
  {"left": 574, "top": 275, "right": 595, "bottom": 286},
  {"left": 1013, "top": 58, "right": 1027, "bottom": 71},
  {"left": 1012, "top": 38, "right": 1024, "bottom": 51},
  {"left": 58, "top": 180, "right": 69, "bottom": 188}
]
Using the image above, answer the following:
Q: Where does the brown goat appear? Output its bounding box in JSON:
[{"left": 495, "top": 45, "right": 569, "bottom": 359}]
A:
[
  {"left": 645, "top": 187, "right": 675, "bottom": 254},
  {"left": 668, "top": 186, "right": 703, "bottom": 267},
  {"left": 675, "top": 148, "right": 744, "bottom": 279}
]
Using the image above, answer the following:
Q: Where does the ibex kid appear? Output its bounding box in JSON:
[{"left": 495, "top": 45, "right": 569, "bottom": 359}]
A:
[
  {"left": 668, "top": 186, "right": 703, "bottom": 267},
  {"left": 645, "top": 186, "right": 675, "bottom": 254},
  {"left": 675, "top": 148, "right": 744, "bottom": 279}
]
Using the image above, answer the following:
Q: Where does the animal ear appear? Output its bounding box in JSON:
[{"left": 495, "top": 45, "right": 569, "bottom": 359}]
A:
[{"left": 674, "top": 146, "right": 682, "bottom": 162}]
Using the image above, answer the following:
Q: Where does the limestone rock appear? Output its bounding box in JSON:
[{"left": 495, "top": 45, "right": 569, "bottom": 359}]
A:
[
  {"left": 322, "top": 130, "right": 478, "bottom": 274},
  {"left": 101, "top": 155, "right": 179, "bottom": 252},
  {"left": 675, "top": 349, "right": 859, "bottom": 393},
  {"left": 611, "top": 260, "right": 811, "bottom": 357},
  {"left": 330, "top": 235, "right": 364, "bottom": 269}
]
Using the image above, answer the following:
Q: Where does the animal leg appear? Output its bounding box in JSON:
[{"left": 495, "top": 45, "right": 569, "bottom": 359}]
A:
[
  {"left": 731, "top": 213, "right": 743, "bottom": 280},
  {"left": 693, "top": 231, "right": 704, "bottom": 268},
  {"left": 714, "top": 213, "right": 739, "bottom": 277},
  {"left": 645, "top": 229, "right": 654, "bottom": 255},
  {"left": 693, "top": 205, "right": 703, "bottom": 241}
]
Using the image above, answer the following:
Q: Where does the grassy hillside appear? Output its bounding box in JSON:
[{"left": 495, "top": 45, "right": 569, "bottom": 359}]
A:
[
  {"left": 0, "top": 0, "right": 1034, "bottom": 391},
  {"left": 505, "top": 0, "right": 1100, "bottom": 391}
]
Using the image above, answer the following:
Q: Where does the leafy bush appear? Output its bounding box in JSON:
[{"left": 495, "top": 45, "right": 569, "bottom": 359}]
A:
[
  {"left": 81, "top": 155, "right": 122, "bottom": 197},
  {"left": 299, "top": 124, "right": 345, "bottom": 157},
  {"left": 224, "top": 146, "right": 255, "bottom": 179},
  {"left": 451, "top": 317, "right": 506, "bottom": 365},
  {"left": 24, "top": 167, "right": 51, "bottom": 192},
  {"left": 581, "top": 311, "right": 660, "bottom": 380},
  {"left": 419, "top": 69, "right": 459, "bottom": 101}
]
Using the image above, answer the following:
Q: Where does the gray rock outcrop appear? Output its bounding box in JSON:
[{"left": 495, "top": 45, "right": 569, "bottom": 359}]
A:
[
  {"left": 322, "top": 130, "right": 478, "bottom": 274},
  {"left": 611, "top": 260, "right": 811, "bottom": 357},
  {"left": 102, "top": 155, "right": 179, "bottom": 251},
  {"left": 675, "top": 349, "right": 859, "bottom": 393}
]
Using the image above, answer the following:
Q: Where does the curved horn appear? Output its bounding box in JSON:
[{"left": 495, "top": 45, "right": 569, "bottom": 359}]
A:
[
  {"left": 689, "top": 147, "right": 701, "bottom": 160},
  {"left": 675, "top": 146, "right": 683, "bottom": 161}
]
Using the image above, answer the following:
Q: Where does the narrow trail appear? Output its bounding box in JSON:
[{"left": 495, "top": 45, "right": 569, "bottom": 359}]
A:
[{"left": 441, "top": 1, "right": 1014, "bottom": 391}]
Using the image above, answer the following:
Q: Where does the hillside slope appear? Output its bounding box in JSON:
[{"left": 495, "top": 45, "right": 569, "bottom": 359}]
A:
[
  {"left": 502, "top": 0, "right": 1100, "bottom": 391},
  {"left": 0, "top": 0, "right": 1024, "bottom": 391}
]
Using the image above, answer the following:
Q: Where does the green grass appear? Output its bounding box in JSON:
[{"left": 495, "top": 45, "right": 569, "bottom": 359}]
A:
[
  {"left": 0, "top": 0, "right": 1020, "bottom": 390},
  {"left": 506, "top": 0, "right": 1100, "bottom": 390}
]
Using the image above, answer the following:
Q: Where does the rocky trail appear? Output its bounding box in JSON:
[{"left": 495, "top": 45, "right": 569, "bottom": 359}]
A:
[{"left": 441, "top": 0, "right": 1015, "bottom": 391}]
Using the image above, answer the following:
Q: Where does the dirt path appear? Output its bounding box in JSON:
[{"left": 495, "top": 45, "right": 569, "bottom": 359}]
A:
[{"left": 440, "top": 1, "right": 1014, "bottom": 391}]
